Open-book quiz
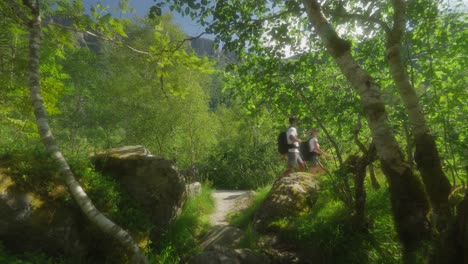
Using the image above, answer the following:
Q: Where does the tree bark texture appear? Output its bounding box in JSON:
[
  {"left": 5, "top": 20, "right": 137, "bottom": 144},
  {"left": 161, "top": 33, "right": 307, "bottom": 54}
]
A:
[
  {"left": 354, "top": 144, "right": 377, "bottom": 227},
  {"left": 351, "top": 122, "right": 378, "bottom": 225},
  {"left": 23, "top": 1, "right": 147, "bottom": 263},
  {"left": 368, "top": 163, "right": 380, "bottom": 190},
  {"left": 302, "top": 0, "right": 431, "bottom": 256},
  {"left": 455, "top": 191, "right": 468, "bottom": 264},
  {"left": 387, "top": 0, "right": 451, "bottom": 219}
]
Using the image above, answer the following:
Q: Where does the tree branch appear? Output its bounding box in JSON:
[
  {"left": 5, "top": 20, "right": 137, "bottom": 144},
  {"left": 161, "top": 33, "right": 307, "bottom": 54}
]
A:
[
  {"left": 251, "top": 7, "right": 306, "bottom": 24},
  {"left": 84, "top": 29, "right": 154, "bottom": 57},
  {"left": 390, "top": 0, "right": 406, "bottom": 41},
  {"left": 170, "top": 31, "right": 206, "bottom": 53},
  {"left": 333, "top": 11, "right": 391, "bottom": 34},
  {"left": 48, "top": 21, "right": 205, "bottom": 59},
  {"left": 5, "top": 0, "right": 30, "bottom": 25},
  {"left": 295, "top": 86, "right": 344, "bottom": 166},
  {"left": 352, "top": 117, "right": 368, "bottom": 153}
]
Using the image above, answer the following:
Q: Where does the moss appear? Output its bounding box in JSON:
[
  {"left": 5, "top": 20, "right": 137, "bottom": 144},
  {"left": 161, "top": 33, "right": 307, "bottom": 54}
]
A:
[{"left": 0, "top": 170, "right": 14, "bottom": 192}]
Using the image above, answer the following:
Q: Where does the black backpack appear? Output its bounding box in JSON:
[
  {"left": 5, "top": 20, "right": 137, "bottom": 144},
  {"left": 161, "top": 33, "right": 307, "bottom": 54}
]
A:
[
  {"left": 300, "top": 140, "right": 317, "bottom": 161},
  {"left": 277, "top": 131, "right": 289, "bottom": 154},
  {"left": 300, "top": 141, "right": 311, "bottom": 160}
]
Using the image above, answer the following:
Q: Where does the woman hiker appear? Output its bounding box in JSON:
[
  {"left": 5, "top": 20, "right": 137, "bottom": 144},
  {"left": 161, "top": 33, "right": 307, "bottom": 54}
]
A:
[{"left": 307, "top": 128, "right": 331, "bottom": 175}]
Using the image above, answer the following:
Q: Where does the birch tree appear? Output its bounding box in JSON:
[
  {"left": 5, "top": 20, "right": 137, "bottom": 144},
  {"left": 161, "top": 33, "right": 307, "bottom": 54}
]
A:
[
  {"left": 4, "top": 0, "right": 147, "bottom": 262},
  {"left": 164, "top": 0, "right": 466, "bottom": 261}
]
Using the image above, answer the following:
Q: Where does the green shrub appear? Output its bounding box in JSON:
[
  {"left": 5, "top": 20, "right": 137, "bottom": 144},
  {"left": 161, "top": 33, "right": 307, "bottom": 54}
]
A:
[
  {"left": 199, "top": 142, "right": 282, "bottom": 190},
  {"left": 0, "top": 242, "right": 56, "bottom": 264}
]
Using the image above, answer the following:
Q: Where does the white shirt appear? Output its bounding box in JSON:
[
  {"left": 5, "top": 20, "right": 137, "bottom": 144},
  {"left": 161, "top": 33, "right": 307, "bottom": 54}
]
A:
[
  {"left": 286, "top": 127, "right": 299, "bottom": 153},
  {"left": 309, "top": 137, "right": 318, "bottom": 152}
]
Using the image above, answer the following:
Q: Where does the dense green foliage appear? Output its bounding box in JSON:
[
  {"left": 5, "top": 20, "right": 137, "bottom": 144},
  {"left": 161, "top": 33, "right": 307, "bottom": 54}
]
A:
[
  {"left": 0, "top": 243, "right": 56, "bottom": 264},
  {"left": 0, "top": 0, "right": 284, "bottom": 190},
  {"left": 0, "top": 0, "right": 467, "bottom": 263}
]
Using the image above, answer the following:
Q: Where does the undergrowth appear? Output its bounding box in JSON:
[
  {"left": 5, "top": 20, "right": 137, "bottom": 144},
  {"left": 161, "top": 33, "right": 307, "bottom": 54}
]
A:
[
  {"left": 0, "top": 146, "right": 153, "bottom": 262},
  {"left": 0, "top": 242, "right": 58, "bottom": 264},
  {"left": 228, "top": 174, "right": 402, "bottom": 263},
  {"left": 0, "top": 145, "right": 216, "bottom": 263},
  {"left": 228, "top": 185, "right": 271, "bottom": 229},
  {"left": 150, "top": 184, "right": 215, "bottom": 264}
]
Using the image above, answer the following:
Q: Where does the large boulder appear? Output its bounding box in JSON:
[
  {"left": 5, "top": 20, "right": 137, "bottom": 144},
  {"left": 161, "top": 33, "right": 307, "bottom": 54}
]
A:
[
  {"left": 0, "top": 170, "right": 136, "bottom": 262},
  {"left": 90, "top": 145, "right": 186, "bottom": 241},
  {"left": 253, "top": 172, "right": 319, "bottom": 232},
  {"left": 0, "top": 171, "right": 89, "bottom": 260}
]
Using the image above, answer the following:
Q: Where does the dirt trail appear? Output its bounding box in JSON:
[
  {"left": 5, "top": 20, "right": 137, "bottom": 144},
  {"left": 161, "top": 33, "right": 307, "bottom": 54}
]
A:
[{"left": 210, "top": 190, "right": 253, "bottom": 226}]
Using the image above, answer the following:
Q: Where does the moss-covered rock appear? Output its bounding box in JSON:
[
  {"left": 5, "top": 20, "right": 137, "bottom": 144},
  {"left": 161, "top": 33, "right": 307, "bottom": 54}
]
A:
[
  {"left": 91, "top": 145, "right": 187, "bottom": 243},
  {"left": 253, "top": 172, "right": 319, "bottom": 232},
  {"left": 0, "top": 171, "right": 89, "bottom": 260}
]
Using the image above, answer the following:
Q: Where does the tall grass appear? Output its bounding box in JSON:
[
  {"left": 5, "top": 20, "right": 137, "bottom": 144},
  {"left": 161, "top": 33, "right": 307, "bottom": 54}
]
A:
[
  {"left": 228, "top": 186, "right": 272, "bottom": 229},
  {"left": 151, "top": 184, "right": 215, "bottom": 264}
]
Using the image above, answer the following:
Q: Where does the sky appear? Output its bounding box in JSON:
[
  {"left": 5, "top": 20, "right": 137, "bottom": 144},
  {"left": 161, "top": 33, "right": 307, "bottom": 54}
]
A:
[{"left": 82, "top": 0, "right": 209, "bottom": 38}]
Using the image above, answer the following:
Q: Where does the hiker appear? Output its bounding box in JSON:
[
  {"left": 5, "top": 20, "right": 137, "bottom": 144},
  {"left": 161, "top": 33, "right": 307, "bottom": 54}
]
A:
[
  {"left": 307, "top": 128, "right": 331, "bottom": 174},
  {"left": 282, "top": 116, "right": 305, "bottom": 176}
]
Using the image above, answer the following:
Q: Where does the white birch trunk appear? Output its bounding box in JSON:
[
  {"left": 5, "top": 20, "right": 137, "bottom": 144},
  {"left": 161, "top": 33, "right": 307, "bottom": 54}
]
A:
[
  {"left": 302, "top": 0, "right": 431, "bottom": 257},
  {"left": 23, "top": 1, "right": 148, "bottom": 263},
  {"left": 387, "top": 0, "right": 451, "bottom": 220}
]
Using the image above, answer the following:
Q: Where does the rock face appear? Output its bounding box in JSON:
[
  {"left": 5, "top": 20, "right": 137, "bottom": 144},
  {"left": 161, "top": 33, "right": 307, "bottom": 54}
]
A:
[
  {"left": 254, "top": 172, "right": 319, "bottom": 232},
  {"left": 90, "top": 145, "right": 186, "bottom": 241}
]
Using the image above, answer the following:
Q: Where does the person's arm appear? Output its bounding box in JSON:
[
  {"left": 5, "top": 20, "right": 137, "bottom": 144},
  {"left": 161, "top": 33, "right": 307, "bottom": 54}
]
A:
[
  {"left": 289, "top": 134, "right": 302, "bottom": 143},
  {"left": 314, "top": 141, "right": 330, "bottom": 158}
]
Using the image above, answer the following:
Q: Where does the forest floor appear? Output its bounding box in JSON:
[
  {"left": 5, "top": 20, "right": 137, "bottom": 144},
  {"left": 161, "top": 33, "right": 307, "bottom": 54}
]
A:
[{"left": 210, "top": 190, "right": 254, "bottom": 226}]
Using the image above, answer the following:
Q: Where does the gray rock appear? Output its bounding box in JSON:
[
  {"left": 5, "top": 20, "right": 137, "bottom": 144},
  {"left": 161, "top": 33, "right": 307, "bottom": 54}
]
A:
[
  {"left": 91, "top": 145, "right": 186, "bottom": 241},
  {"left": 189, "top": 246, "right": 270, "bottom": 264},
  {"left": 253, "top": 172, "right": 319, "bottom": 232},
  {"left": 187, "top": 182, "right": 202, "bottom": 197},
  {"left": 200, "top": 226, "right": 244, "bottom": 250}
]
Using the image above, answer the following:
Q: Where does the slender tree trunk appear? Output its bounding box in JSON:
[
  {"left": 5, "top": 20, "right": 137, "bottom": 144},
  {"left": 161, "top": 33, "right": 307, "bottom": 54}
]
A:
[
  {"left": 387, "top": 0, "right": 451, "bottom": 221},
  {"left": 22, "top": 1, "right": 147, "bottom": 263},
  {"left": 302, "top": 0, "right": 431, "bottom": 258},
  {"left": 351, "top": 120, "right": 378, "bottom": 223},
  {"left": 455, "top": 191, "right": 468, "bottom": 263},
  {"left": 403, "top": 122, "right": 415, "bottom": 168},
  {"left": 353, "top": 144, "right": 377, "bottom": 228},
  {"left": 368, "top": 163, "right": 380, "bottom": 190}
]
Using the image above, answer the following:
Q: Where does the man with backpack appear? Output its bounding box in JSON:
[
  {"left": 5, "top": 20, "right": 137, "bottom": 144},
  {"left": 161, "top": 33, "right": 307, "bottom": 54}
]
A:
[{"left": 281, "top": 116, "right": 305, "bottom": 176}]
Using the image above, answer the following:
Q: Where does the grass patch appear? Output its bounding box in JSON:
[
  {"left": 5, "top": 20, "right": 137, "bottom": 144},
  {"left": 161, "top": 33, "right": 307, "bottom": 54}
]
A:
[
  {"left": 225, "top": 174, "right": 402, "bottom": 263},
  {"left": 228, "top": 185, "right": 271, "bottom": 229},
  {"left": 271, "top": 175, "right": 402, "bottom": 263},
  {"left": 151, "top": 184, "right": 215, "bottom": 264},
  {"left": 0, "top": 242, "right": 57, "bottom": 264}
]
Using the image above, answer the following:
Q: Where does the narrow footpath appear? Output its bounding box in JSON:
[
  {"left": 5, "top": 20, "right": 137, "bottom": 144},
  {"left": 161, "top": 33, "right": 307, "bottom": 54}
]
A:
[{"left": 210, "top": 190, "right": 253, "bottom": 226}]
